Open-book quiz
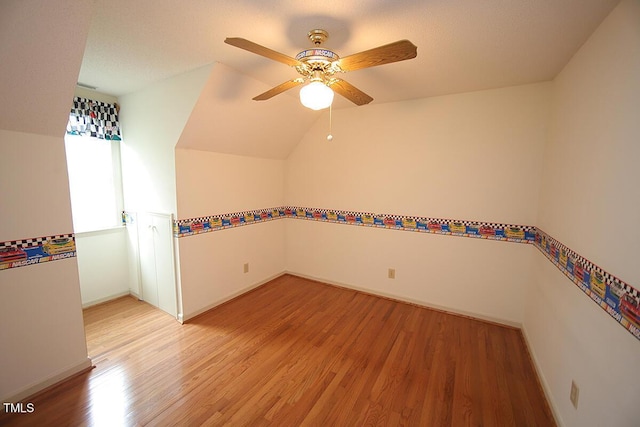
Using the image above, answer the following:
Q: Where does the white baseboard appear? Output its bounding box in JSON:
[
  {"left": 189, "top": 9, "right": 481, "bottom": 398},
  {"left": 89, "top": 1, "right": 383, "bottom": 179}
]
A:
[
  {"left": 521, "top": 325, "right": 564, "bottom": 427},
  {"left": 81, "top": 291, "right": 132, "bottom": 308},
  {"left": 181, "top": 272, "right": 286, "bottom": 322},
  {"left": 2, "top": 357, "right": 93, "bottom": 403},
  {"left": 285, "top": 271, "right": 523, "bottom": 329}
]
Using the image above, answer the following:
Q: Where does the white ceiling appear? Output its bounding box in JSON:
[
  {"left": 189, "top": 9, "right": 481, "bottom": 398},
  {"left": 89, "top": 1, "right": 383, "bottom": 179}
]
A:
[{"left": 79, "top": 0, "right": 620, "bottom": 108}]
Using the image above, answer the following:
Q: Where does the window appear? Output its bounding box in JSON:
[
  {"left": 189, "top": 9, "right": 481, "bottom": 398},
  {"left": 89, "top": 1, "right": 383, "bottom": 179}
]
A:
[
  {"left": 65, "top": 97, "right": 123, "bottom": 233},
  {"left": 64, "top": 134, "right": 123, "bottom": 232}
]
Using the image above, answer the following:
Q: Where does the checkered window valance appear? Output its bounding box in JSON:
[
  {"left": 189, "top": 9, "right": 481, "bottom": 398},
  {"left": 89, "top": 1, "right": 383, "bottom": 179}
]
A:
[{"left": 66, "top": 97, "right": 121, "bottom": 141}]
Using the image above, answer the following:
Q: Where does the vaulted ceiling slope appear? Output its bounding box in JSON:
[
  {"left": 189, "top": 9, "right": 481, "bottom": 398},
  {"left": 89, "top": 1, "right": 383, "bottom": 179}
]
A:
[
  {"left": 176, "top": 64, "right": 319, "bottom": 159},
  {"left": 0, "top": 0, "right": 93, "bottom": 137},
  {"left": 80, "top": 0, "right": 619, "bottom": 106}
]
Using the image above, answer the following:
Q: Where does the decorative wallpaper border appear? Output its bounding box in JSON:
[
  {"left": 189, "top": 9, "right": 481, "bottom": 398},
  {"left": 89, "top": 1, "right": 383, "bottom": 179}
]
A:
[
  {"left": 534, "top": 229, "right": 639, "bottom": 340},
  {"left": 175, "top": 206, "right": 640, "bottom": 341},
  {"left": 0, "top": 234, "right": 76, "bottom": 271},
  {"left": 4, "top": 208, "right": 633, "bottom": 341},
  {"left": 174, "top": 207, "right": 284, "bottom": 237},
  {"left": 174, "top": 206, "right": 537, "bottom": 243}
]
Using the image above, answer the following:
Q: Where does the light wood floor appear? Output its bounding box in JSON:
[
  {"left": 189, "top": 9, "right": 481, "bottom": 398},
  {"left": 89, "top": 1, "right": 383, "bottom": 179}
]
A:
[{"left": 1, "top": 274, "right": 555, "bottom": 426}]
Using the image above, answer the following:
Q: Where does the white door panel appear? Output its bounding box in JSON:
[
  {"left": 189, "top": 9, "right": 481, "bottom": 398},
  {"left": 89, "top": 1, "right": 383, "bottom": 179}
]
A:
[{"left": 137, "top": 212, "right": 177, "bottom": 317}]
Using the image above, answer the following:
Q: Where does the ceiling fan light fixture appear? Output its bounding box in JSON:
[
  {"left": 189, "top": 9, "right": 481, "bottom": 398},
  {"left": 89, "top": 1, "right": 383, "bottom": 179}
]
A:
[{"left": 300, "top": 81, "right": 334, "bottom": 110}]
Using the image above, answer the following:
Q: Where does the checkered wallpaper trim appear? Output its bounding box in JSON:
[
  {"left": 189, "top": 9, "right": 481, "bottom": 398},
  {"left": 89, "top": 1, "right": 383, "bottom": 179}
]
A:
[
  {"left": 175, "top": 206, "right": 536, "bottom": 242},
  {"left": 533, "top": 229, "right": 639, "bottom": 341},
  {"left": 173, "top": 207, "right": 283, "bottom": 237},
  {"left": 0, "top": 234, "right": 76, "bottom": 271},
  {"left": 0, "top": 234, "right": 74, "bottom": 249},
  {"left": 1, "top": 206, "right": 635, "bottom": 340}
]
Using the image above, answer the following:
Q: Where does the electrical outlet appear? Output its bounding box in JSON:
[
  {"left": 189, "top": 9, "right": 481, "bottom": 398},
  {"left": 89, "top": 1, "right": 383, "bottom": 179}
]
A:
[
  {"left": 388, "top": 268, "right": 395, "bottom": 279},
  {"left": 243, "top": 263, "right": 249, "bottom": 274},
  {"left": 570, "top": 380, "right": 579, "bottom": 409}
]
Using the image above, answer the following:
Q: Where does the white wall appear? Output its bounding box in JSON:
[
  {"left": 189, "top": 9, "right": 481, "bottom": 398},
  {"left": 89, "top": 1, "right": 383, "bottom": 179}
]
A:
[
  {"left": 176, "top": 149, "right": 285, "bottom": 218},
  {"left": 525, "top": 1, "right": 640, "bottom": 426},
  {"left": 0, "top": 0, "right": 93, "bottom": 402},
  {"left": 284, "top": 83, "right": 550, "bottom": 324},
  {"left": 75, "top": 228, "right": 131, "bottom": 307},
  {"left": 286, "top": 83, "right": 550, "bottom": 223},
  {"left": 118, "top": 64, "right": 213, "bottom": 215},
  {"left": 178, "top": 220, "right": 285, "bottom": 320},
  {"left": 0, "top": 130, "right": 90, "bottom": 401},
  {"left": 0, "top": 259, "right": 89, "bottom": 401},
  {"left": 0, "top": 131, "right": 77, "bottom": 240},
  {"left": 175, "top": 149, "right": 285, "bottom": 319},
  {"left": 286, "top": 219, "right": 535, "bottom": 325}
]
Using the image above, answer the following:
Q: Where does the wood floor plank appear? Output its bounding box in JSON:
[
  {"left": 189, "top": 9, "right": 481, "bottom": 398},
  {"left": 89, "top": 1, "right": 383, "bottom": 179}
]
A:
[{"left": 0, "top": 274, "right": 556, "bottom": 426}]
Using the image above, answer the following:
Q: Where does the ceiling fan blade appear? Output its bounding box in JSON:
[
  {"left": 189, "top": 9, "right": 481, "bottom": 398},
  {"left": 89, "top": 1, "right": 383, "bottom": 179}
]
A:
[
  {"left": 329, "top": 79, "right": 373, "bottom": 106},
  {"left": 253, "top": 79, "right": 304, "bottom": 101},
  {"left": 337, "top": 40, "right": 417, "bottom": 72},
  {"left": 225, "top": 37, "right": 301, "bottom": 67}
]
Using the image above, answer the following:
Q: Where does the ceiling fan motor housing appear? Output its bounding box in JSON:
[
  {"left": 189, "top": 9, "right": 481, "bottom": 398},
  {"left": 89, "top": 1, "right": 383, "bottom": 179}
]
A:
[
  {"left": 294, "top": 29, "right": 342, "bottom": 81},
  {"left": 295, "top": 49, "right": 340, "bottom": 74}
]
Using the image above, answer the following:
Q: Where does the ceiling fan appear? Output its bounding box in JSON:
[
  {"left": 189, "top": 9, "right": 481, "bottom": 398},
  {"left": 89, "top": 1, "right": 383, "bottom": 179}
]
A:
[{"left": 224, "top": 29, "right": 417, "bottom": 109}]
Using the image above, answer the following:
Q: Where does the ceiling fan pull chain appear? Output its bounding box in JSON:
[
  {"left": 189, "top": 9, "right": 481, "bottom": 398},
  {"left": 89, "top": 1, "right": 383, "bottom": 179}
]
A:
[{"left": 327, "top": 104, "right": 333, "bottom": 141}]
